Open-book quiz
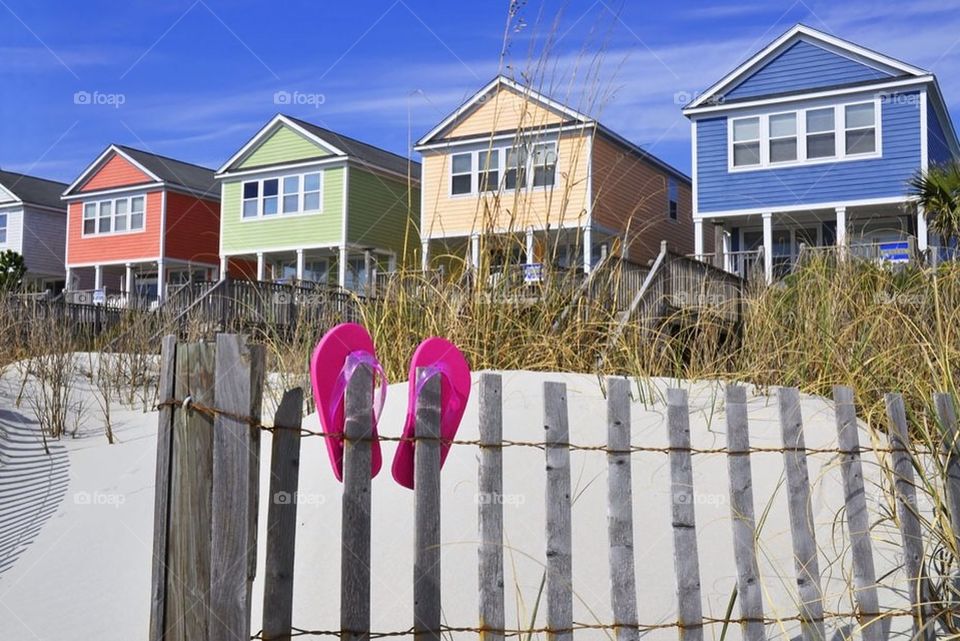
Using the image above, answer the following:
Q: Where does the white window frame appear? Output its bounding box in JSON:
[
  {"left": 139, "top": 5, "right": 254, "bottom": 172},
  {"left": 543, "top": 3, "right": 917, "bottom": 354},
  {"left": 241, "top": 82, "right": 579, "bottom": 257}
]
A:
[
  {"left": 448, "top": 141, "right": 559, "bottom": 197},
  {"left": 767, "top": 111, "right": 798, "bottom": 165},
  {"left": 80, "top": 194, "right": 147, "bottom": 237},
  {"left": 727, "top": 97, "right": 882, "bottom": 172},
  {"left": 843, "top": 102, "right": 879, "bottom": 157},
  {"left": 0, "top": 213, "right": 7, "bottom": 244},
  {"left": 241, "top": 170, "right": 324, "bottom": 220},
  {"left": 730, "top": 116, "right": 762, "bottom": 168}
]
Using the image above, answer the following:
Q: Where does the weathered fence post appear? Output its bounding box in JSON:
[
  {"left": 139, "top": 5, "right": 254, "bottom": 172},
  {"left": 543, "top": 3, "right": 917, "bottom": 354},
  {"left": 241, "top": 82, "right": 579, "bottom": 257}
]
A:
[
  {"left": 414, "top": 368, "right": 442, "bottom": 641},
  {"left": 832, "top": 386, "right": 882, "bottom": 641},
  {"left": 777, "top": 387, "right": 825, "bottom": 641},
  {"left": 341, "top": 364, "right": 373, "bottom": 641},
  {"left": 723, "top": 384, "right": 764, "bottom": 641},
  {"left": 666, "top": 387, "right": 703, "bottom": 641},
  {"left": 262, "top": 388, "right": 304, "bottom": 641},
  {"left": 885, "top": 393, "right": 935, "bottom": 641},
  {"left": 606, "top": 377, "right": 638, "bottom": 641},
  {"left": 478, "top": 373, "right": 505, "bottom": 641},
  {"left": 544, "top": 382, "right": 573, "bottom": 641},
  {"left": 934, "top": 393, "right": 960, "bottom": 551},
  {"left": 210, "top": 334, "right": 265, "bottom": 641}
]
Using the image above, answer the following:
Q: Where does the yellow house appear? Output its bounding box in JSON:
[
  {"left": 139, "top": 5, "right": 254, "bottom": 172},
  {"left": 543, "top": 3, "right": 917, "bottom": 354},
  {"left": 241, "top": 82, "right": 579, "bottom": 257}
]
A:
[{"left": 414, "top": 75, "right": 700, "bottom": 273}]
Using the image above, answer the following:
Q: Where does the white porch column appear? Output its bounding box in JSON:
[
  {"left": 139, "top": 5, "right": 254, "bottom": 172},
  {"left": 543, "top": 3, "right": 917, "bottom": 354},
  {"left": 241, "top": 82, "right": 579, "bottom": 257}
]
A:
[
  {"left": 64, "top": 267, "right": 72, "bottom": 292},
  {"left": 363, "top": 250, "right": 372, "bottom": 291},
  {"left": 94, "top": 264, "right": 103, "bottom": 291},
  {"left": 470, "top": 234, "right": 480, "bottom": 269},
  {"left": 722, "top": 231, "right": 732, "bottom": 273},
  {"left": 295, "top": 248, "right": 305, "bottom": 282},
  {"left": 835, "top": 206, "right": 848, "bottom": 249},
  {"left": 256, "top": 252, "right": 266, "bottom": 281},
  {"left": 525, "top": 228, "right": 535, "bottom": 264},
  {"left": 421, "top": 240, "right": 430, "bottom": 271},
  {"left": 388, "top": 254, "right": 397, "bottom": 272},
  {"left": 762, "top": 212, "right": 774, "bottom": 284},
  {"left": 156, "top": 259, "right": 165, "bottom": 303},
  {"left": 338, "top": 246, "right": 348, "bottom": 289},
  {"left": 917, "top": 204, "right": 929, "bottom": 254},
  {"left": 125, "top": 263, "right": 134, "bottom": 297},
  {"left": 219, "top": 255, "right": 228, "bottom": 281},
  {"left": 583, "top": 226, "right": 593, "bottom": 273},
  {"left": 694, "top": 218, "right": 704, "bottom": 260}
]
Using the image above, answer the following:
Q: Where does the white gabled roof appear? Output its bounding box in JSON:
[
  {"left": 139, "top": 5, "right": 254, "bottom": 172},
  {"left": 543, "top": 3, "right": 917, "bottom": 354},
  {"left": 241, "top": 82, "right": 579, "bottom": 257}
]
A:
[
  {"left": 416, "top": 75, "right": 593, "bottom": 147},
  {"left": 685, "top": 24, "right": 929, "bottom": 112},
  {"left": 216, "top": 114, "right": 346, "bottom": 175}
]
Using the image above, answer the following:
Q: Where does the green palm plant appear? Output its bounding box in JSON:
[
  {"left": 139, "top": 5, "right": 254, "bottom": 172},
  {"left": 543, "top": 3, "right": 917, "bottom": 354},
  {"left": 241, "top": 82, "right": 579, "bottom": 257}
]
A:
[{"left": 910, "top": 161, "right": 960, "bottom": 246}]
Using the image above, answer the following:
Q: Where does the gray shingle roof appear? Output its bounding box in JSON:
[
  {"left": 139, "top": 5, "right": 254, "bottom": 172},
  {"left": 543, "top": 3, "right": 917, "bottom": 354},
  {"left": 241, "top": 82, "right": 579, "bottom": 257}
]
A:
[
  {"left": 284, "top": 115, "right": 421, "bottom": 180},
  {"left": 114, "top": 145, "right": 219, "bottom": 197},
  {"left": 0, "top": 170, "right": 67, "bottom": 210}
]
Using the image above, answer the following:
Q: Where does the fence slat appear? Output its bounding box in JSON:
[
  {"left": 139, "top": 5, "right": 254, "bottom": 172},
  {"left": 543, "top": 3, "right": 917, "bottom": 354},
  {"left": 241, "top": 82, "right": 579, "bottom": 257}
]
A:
[
  {"left": 544, "top": 381, "right": 573, "bottom": 641},
  {"left": 148, "top": 335, "right": 177, "bottom": 641},
  {"left": 885, "top": 393, "right": 935, "bottom": 641},
  {"left": 341, "top": 364, "right": 373, "bottom": 641},
  {"left": 606, "top": 378, "right": 638, "bottom": 641},
  {"left": 166, "top": 342, "right": 216, "bottom": 641},
  {"left": 778, "top": 387, "right": 825, "bottom": 641},
  {"left": 934, "top": 393, "right": 960, "bottom": 551},
  {"left": 832, "top": 386, "right": 882, "bottom": 641},
  {"left": 262, "top": 388, "right": 304, "bottom": 641},
  {"left": 210, "top": 334, "right": 265, "bottom": 641},
  {"left": 478, "top": 373, "right": 505, "bottom": 641},
  {"left": 666, "top": 387, "right": 703, "bottom": 641},
  {"left": 414, "top": 368, "right": 442, "bottom": 641},
  {"left": 723, "top": 385, "right": 764, "bottom": 641}
]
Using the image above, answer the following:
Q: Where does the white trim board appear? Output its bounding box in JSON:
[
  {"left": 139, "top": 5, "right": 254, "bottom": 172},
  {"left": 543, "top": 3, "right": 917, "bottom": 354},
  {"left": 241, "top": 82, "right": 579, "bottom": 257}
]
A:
[
  {"left": 217, "top": 114, "right": 345, "bottom": 174},
  {"left": 686, "top": 24, "right": 927, "bottom": 111},
  {"left": 695, "top": 195, "right": 916, "bottom": 219}
]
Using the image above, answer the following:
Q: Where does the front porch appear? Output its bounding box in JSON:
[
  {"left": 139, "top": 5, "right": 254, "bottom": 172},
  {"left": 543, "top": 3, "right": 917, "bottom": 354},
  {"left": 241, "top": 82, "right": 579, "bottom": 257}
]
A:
[
  {"left": 65, "top": 259, "right": 218, "bottom": 309},
  {"left": 694, "top": 200, "right": 949, "bottom": 281}
]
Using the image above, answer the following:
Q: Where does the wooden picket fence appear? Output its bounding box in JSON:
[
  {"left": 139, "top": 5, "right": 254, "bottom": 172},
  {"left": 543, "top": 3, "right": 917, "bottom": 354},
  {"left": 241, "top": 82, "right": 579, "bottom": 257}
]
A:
[{"left": 148, "top": 334, "right": 959, "bottom": 641}]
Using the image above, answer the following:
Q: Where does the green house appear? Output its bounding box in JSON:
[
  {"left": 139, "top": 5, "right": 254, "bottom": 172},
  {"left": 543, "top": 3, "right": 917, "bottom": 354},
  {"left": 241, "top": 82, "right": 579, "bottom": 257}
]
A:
[{"left": 216, "top": 114, "right": 420, "bottom": 290}]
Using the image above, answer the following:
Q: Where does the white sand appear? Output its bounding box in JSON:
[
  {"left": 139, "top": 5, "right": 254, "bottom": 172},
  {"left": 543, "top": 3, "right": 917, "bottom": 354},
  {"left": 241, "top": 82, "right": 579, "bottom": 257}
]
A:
[{"left": 0, "top": 368, "right": 919, "bottom": 640}]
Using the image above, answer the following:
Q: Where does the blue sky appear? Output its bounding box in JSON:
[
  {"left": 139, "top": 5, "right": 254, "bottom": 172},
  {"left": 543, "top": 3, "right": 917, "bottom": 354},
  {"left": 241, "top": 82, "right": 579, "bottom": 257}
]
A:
[{"left": 2, "top": 0, "right": 959, "bottom": 183}]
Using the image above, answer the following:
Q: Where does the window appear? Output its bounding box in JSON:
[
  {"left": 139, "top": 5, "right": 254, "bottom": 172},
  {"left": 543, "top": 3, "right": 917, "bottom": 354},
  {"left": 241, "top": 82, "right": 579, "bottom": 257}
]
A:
[
  {"left": 768, "top": 113, "right": 797, "bottom": 163},
  {"left": 478, "top": 149, "right": 499, "bottom": 192},
  {"left": 667, "top": 178, "right": 678, "bottom": 220},
  {"left": 845, "top": 102, "right": 877, "bottom": 155},
  {"left": 531, "top": 143, "right": 557, "bottom": 188},
  {"left": 80, "top": 195, "right": 146, "bottom": 236},
  {"left": 0, "top": 213, "right": 7, "bottom": 244},
  {"left": 732, "top": 117, "right": 761, "bottom": 167},
  {"left": 242, "top": 171, "right": 323, "bottom": 218},
  {"left": 451, "top": 153, "right": 472, "bottom": 195},
  {"left": 504, "top": 146, "right": 528, "bottom": 190},
  {"left": 806, "top": 108, "right": 836, "bottom": 159}
]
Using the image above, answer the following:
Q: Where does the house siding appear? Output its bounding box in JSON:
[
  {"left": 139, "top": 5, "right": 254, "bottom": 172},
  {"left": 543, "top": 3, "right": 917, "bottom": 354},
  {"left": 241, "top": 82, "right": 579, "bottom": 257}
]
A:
[
  {"left": 0, "top": 206, "right": 24, "bottom": 255},
  {"left": 21, "top": 206, "right": 66, "bottom": 278},
  {"left": 79, "top": 153, "right": 153, "bottom": 192},
  {"left": 928, "top": 100, "right": 953, "bottom": 166},
  {"left": 347, "top": 168, "right": 419, "bottom": 260},
  {"left": 696, "top": 90, "right": 921, "bottom": 213},
  {"left": 66, "top": 190, "right": 163, "bottom": 265},
  {"left": 591, "top": 135, "right": 702, "bottom": 263},
  {"left": 445, "top": 84, "right": 569, "bottom": 138},
  {"left": 164, "top": 191, "right": 220, "bottom": 265},
  {"left": 237, "top": 126, "right": 331, "bottom": 169},
  {"left": 220, "top": 166, "right": 345, "bottom": 255},
  {"left": 724, "top": 40, "right": 892, "bottom": 101}
]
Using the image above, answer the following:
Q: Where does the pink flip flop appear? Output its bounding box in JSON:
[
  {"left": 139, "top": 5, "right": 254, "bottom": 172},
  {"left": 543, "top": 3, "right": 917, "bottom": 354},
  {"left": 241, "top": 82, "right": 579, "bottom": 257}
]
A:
[
  {"left": 309, "top": 323, "right": 387, "bottom": 481},
  {"left": 391, "top": 337, "right": 471, "bottom": 489}
]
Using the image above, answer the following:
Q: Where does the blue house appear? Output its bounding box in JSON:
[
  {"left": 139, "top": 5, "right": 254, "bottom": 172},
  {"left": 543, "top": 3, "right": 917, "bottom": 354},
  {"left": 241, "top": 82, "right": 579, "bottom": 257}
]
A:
[{"left": 683, "top": 24, "right": 959, "bottom": 281}]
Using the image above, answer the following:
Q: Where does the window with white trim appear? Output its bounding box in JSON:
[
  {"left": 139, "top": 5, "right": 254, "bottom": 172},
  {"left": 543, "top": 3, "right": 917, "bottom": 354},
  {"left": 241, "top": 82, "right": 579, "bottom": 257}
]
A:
[
  {"left": 81, "top": 195, "right": 146, "bottom": 236},
  {"left": 242, "top": 171, "right": 323, "bottom": 218},
  {"left": 478, "top": 149, "right": 499, "bottom": 192},
  {"left": 0, "top": 213, "right": 7, "bottom": 244},
  {"left": 450, "top": 141, "right": 558, "bottom": 195},
  {"left": 667, "top": 178, "right": 678, "bottom": 220},
  {"left": 844, "top": 102, "right": 877, "bottom": 155},
  {"left": 531, "top": 143, "right": 557, "bottom": 188},
  {"left": 805, "top": 108, "right": 835, "bottom": 159},
  {"left": 731, "top": 117, "right": 761, "bottom": 167},
  {"left": 451, "top": 153, "right": 472, "bottom": 195},
  {"left": 768, "top": 113, "right": 797, "bottom": 164}
]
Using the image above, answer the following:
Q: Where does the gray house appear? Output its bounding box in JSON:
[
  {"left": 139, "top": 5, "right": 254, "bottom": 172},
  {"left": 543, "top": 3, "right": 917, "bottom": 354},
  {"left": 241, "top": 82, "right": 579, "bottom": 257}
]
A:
[{"left": 0, "top": 169, "right": 67, "bottom": 290}]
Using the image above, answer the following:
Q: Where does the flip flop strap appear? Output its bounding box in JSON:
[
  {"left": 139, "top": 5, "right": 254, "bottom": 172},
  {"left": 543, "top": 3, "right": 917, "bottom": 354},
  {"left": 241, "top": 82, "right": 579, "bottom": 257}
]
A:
[
  {"left": 413, "top": 362, "right": 451, "bottom": 405},
  {"left": 331, "top": 350, "right": 388, "bottom": 426}
]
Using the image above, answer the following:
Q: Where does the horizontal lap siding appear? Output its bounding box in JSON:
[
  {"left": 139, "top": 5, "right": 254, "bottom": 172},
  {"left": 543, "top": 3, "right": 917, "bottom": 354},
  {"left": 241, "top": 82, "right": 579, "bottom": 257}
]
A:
[
  {"left": 591, "top": 136, "right": 701, "bottom": 263},
  {"left": 164, "top": 192, "right": 220, "bottom": 265},
  {"left": 237, "top": 126, "right": 331, "bottom": 169},
  {"left": 79, "top": 153, "right": 153, "bottom": 192},
  {"left": 697, "top": 91, "right": 921, "bottom": 213},
  {"left": 347, "top": 169, "right": 419, "bottom": 259},
  {"left": 446, "top": 85, "right": 568, "bottom": 138},
  {"left": 66, "top": 190, "right": 162, "bottom": 265},
  {"left": 928, "top": 101, "right": 954, "bottom": 166},
  {"left": 219, "top": 167, "right": 344, "bottom": 255},
  {"left": 0, "top": 207, "right": 24, "bottom": 255},
  {"left": 421, "top": 132, "right": 590, "bottom": 238},
  {"left": 21, "top": 207, "right": 66, "bottom": 277},
  {"left": 724, "top": 41, "right": 892, "bottom": 100}
]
